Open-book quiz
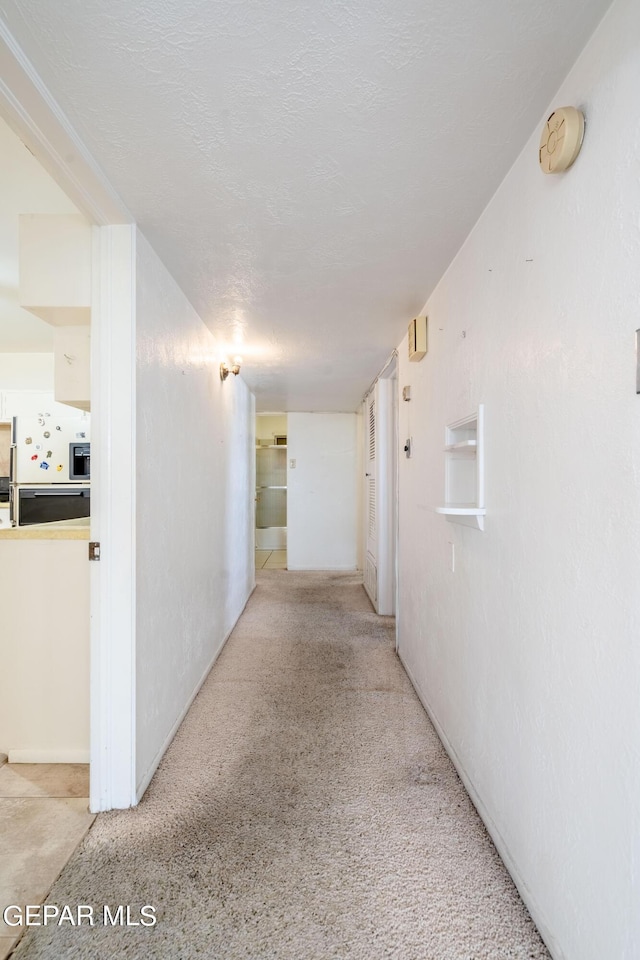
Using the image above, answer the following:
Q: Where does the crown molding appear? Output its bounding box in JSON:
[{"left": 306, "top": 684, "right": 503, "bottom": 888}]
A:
[{"left": 0, "top": 17, "right": 132, "bottom": 225}]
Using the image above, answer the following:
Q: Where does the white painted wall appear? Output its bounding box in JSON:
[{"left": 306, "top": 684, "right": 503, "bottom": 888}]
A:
[
  {"left": 0, "top": 540, "right": 89, "bottom": 762},
  {"left": 135, "top": 232, "right": 255, "bottom": 796},
  {"left": 287, "top": 412, "right": 358, "bottom": 570},
  {"left": 256, "top": 414, "right": 287, "bottom": 442},
  {"left": 396, "top": 2, "right": 640, "bottom": 958},
  {"left": 0, "top": 353, "right": 53, "bottom": 389},
  {"left": 90, "top": 223, "right": 137, "bottom": 812}
]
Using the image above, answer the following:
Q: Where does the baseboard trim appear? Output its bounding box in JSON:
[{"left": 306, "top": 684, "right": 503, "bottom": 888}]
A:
[
  {"left": 397, "top": 650, "right": 563, "bottom": 960},
  {"left": 8, "top": 749, "right": 90, "bottom": 764},
  {"left": 135, "top": 584, "right": 257, "bottom": 802}
]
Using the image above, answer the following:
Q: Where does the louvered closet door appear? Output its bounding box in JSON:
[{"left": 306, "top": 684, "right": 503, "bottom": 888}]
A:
[{"left": 364, "top": 392, "right": 377, "bottom": 604}]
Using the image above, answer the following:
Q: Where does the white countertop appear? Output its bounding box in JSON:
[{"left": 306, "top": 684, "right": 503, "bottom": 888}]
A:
[{"left": 0, "top": 516, "right": 90, "bottom": 540}]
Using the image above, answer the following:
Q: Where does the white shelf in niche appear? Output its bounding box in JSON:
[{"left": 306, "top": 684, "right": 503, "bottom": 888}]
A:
[
  {"left": 435, "top": 404, "right": 485, "bottom": 531},
  {"left": 444, "top": 440, "right": 477, "bottom": 452}
]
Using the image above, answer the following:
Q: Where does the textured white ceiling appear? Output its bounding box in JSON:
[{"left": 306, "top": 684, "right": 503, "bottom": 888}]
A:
[{"left": 0, "top": 0, "right": 611, "bottom": 409}]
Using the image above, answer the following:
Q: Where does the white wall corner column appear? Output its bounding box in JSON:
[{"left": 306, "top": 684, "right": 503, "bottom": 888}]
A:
[{"left": 90, "top": 224, "right": 136, "bottom": 812}]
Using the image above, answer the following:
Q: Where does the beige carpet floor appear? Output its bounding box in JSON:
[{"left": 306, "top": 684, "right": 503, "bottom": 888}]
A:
[{"left": 13, "top": 572, "right": 550, "bottom": 960}]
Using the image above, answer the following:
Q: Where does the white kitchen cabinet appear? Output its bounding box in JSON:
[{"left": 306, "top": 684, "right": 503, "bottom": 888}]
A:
[
  {"left": 54, "top": 326, "right": 91, "bottom": 412},
  {"left": 0, "top": 390, "right": 75, "bottom": 422},
  {"left": 18, "top": 214, "right": 92, "bottom": 411},
  {"left": 19, "top": 214, "right": 91, "bottom": 325},
  {"left": 0, "top": 538, "right": 89, "bottom": 761}
]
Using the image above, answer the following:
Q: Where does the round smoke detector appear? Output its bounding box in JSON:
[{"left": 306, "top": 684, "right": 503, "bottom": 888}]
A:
[{"left": 539, "top": 106, "right": 585, "bottom": 174}]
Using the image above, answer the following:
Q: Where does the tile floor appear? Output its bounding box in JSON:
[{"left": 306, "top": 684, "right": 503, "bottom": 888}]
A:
[
  {"left": 255, "top": 549, "right": 287, "bottom": 570},
  {"left": 0, "top": 763, "right": 95, "bottom": 959}
]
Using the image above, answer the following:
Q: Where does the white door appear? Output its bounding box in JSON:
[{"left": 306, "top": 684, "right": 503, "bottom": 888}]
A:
[{"left": 364, "top": 391, "right": 377, "bottom": 605}]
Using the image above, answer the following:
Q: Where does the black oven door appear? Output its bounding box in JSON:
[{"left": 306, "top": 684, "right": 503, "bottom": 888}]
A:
[{"left": 17, "top": 487, "right": 90, "bottom": 526}]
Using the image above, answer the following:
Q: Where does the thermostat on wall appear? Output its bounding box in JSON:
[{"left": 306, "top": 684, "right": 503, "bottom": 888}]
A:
[{"left": 408, "top": 316, "right": 427, "bottom": 362}]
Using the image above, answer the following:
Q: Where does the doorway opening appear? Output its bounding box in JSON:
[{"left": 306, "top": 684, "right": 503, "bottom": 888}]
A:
[
  {"left": 0, "top": 115, "right": 92, "bottom": 765},
  {"left": 255, "top": 413, "right": 288, "bottom": 570},
  {"left": 0, "top": 113, "right": 95, "bottom": 956}
]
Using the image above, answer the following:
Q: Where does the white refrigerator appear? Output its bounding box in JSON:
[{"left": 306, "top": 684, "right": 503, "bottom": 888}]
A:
[{"left": 10, "top": 413, "right": 91, "bottom": 525}]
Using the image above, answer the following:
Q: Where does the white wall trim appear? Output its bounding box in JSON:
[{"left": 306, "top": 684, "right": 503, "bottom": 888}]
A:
[
  {"left": 90, "top": 224, "right": 137, "bottom": 812},
  {"left": 376, "top": 376, "right": 396, "bottom": 616},
  {"left": 397, "top": 650, "right": 564, "bottom": 960},
  {"left": 362, "top": 349, "right": 399, "bottom": 404},
  {"left": 392, "top": 376, "right": 400, "bottom": 650},
  {"left": 362, "top": 371, "right": 397, "bottom": 616},
  {"left": 376, "top": 357, "right": 398, "bottom": 629},
  {"left": 0, "top": 19, "right": 131, "bottom": 226},
  {"left": 135, "top": 585, "right": 256, "bottom": 802},
  {"left": 9, "top": 750, "right": 90, "bottom": 764}
]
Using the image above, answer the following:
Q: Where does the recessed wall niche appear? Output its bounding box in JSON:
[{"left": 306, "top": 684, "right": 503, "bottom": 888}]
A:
[{"left": 435, "top": 404, "right": 485, "bottom": 530}]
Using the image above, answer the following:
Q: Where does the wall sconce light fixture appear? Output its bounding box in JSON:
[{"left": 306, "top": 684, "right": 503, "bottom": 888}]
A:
[{"left": 220, "top": 356, "right": 242, "bottom": 380}]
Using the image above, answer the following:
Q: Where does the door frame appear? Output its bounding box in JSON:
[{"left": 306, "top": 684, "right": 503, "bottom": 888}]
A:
[
  {"left": 0, "top": 24, "right": 138, "bottom": 810},
  {"left": 362, "top": 353, "right": 398, "bottom": 616},
  {"left": 90, "top": 225, "right": 137, "bottom": 809},
  {"left": 377, "top": 359, "right": 398, "bottom": 617}
]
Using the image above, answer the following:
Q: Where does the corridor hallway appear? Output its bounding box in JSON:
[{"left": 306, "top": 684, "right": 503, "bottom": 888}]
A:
[{"left": 13, "top": 572, "right": 549, "bottom": 960}]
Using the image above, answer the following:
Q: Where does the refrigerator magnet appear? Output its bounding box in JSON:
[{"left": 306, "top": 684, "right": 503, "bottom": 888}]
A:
[
  {"left": 40, "top": 462, "right": 50, "bottom": 470},
  {"left": 31, "top": 454, "right": 38, "bottom": 461},
  {"left": 25, "top": 437, "right": 32, "bottom": 444}
]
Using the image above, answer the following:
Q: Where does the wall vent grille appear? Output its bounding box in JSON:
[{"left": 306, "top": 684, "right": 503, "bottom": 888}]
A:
[
  {"left": 365, "top": 554, "right": 377, "bottom": 603},
  {"left": 368, "top": 399, "right": 376, "bottom": 460},
  {"left": 368, "top": 477, "right": 376, "bottom": 539}
]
